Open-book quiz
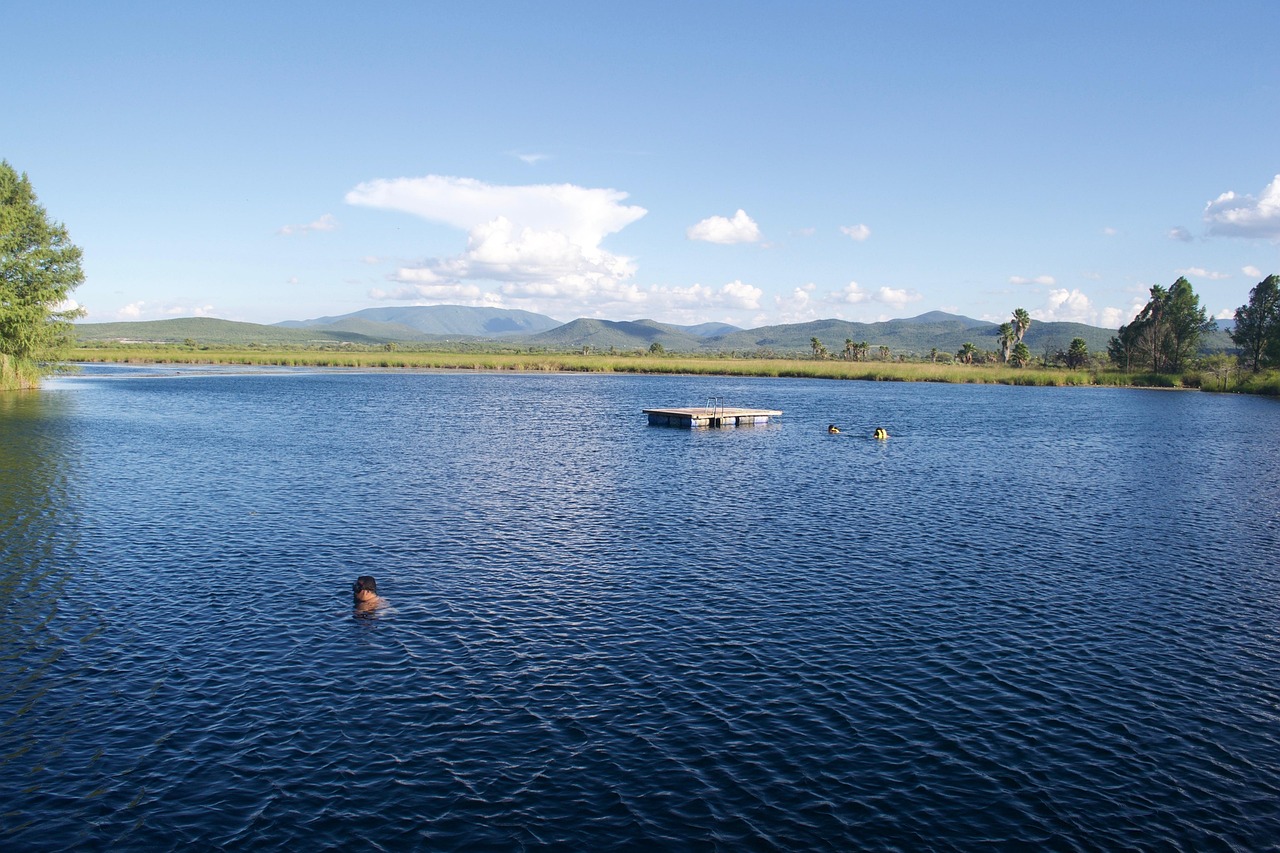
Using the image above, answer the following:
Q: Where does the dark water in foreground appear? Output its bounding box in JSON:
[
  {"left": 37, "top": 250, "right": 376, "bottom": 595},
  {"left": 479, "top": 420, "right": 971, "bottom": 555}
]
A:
[{"left": 2, "top": 366, "right": 1279, "bottom": 851}]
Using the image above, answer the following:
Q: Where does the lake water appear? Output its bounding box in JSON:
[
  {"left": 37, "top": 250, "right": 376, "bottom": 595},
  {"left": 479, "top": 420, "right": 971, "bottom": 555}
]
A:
[{"left": 2, "top": 365, "right": 1279, "bottom": 851}]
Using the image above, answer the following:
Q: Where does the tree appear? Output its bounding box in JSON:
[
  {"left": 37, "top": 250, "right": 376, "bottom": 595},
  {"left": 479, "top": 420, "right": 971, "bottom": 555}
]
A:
[
  {"left": 1107, "top": 321, "right": 1144, "bottom": 371},
  {"left": 1161, "top": 277, "right": 1213, "bottom": 373},
  {"left": 877, "top": 345, "right": 890, "bottom": 361},
  {"left": 1231, "top": 274, "right": 1280, "bottom": 372},
  {"left": 1011, "top": 307, "right": 1032, "bottom": 342},
  {"left": 997, "top": 322, "right": 1015, "bottom": 362},
  {"left": 1010, "top": 341, "right": 1030, "bottom": 367},
  {"left": 957, "top": 342, "right": 976, "bottom": 364},
  {"left": 842, "top": 337, "right": 855, "bottom": 360},
  {"left": 1, "top": 161, "right": 85, "bottom": 388},
  {"left": 810, "top": 336, "right": 828, "bottom": 359},
  {"left": 1065, "top": 337, "right": 1089, "bottom": 369},
  {"left": 1110, "top": 278, "right": 1212, "bottom": 374},
  {"left": 648, "top": 341, "right": 665, "bottom": 355}
]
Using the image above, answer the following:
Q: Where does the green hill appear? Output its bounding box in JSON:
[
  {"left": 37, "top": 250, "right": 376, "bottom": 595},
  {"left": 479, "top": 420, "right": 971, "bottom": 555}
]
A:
[
  {"left": 73, "top": 307, "right": 1234, "bottom": 359},
  {"left": 525, "top": 318, "right": 705, "bottom": 351},
  {"left": 73, "top": 317, "right": 388, "bottom": 346}
]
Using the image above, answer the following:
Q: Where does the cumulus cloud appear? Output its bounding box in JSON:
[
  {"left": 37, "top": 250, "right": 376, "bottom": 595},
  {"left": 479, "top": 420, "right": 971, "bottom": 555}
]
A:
[
  {"left": 278, "top": 214, "right": 337, "bottom": 235},
  {"left": 647, "top": 280, "right": 764, "bottom": 313},
  {"left": 1033, "top": 289, "right": 1095, "bottom": 324},
  {"left": 1177, "top": 267, "right": 1230, "bottom": 280},
  {"left": 774, "top": 284, "right": 820, "bottom": 323},
  {"left": 824, "top": 281, "right": 921, "bottom": 313},
  {"left": 1204, "top": 174, "right": 1280, "bottom": 239},
  {"left": 686, "top": 209, "right": 761, "bottom": 244},
  {"left": 115, "top": 300, "right": 216, "bottom": 321},
  {"left": 834, "top": 281, "right": 871, "bottom": 304},
  {"left": 1243, "top": 265, "right": 1263, "bottom": 278},
  {"left": 840, "top": 223, "right": 871, "bottom": 242},
  {"left": 345, "top": 175, "right": 647, "bottom": 305},
  {"left": 1167, "top": 226, "right": 1193, "bottom": 242},
  {"left": 1009, "top": 275, "right": 1056, "bottom": 286},
  {"left": 874, "top": 286, "right": 920, "bottom": 311}
]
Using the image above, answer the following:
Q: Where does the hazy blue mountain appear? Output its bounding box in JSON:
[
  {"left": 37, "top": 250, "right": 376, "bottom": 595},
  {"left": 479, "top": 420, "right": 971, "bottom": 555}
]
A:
[{"left": 278, "top": 305, "right": 562, "bottom": 337}]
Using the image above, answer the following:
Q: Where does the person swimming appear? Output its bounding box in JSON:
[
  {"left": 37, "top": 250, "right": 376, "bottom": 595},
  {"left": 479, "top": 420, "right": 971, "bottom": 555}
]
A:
[
  {"left": 873, "top": 427, "right": 889, "bottom": 440},
  {"left": 828, "top": 424, "right": 841, "bottom": 434},
  {"left": 352, "top": 575, "right": 382, "bottom": 610}
]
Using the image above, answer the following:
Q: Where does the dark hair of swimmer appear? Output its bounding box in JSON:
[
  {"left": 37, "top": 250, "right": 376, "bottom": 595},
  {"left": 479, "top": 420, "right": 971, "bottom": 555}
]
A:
[{"left": 353, "top": 576, "right": 378, "bottom": 601}]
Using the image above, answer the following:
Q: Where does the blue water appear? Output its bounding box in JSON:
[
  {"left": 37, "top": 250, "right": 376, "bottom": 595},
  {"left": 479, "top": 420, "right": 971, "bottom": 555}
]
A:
[{"left": 3, "top": 366, "right": 1279, "bottom": 850}]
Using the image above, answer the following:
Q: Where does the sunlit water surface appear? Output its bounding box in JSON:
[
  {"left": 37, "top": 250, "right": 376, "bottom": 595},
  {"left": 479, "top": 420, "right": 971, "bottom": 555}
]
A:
[{"left": 2, "top": 366, "right": 1279, "bottom": 850}]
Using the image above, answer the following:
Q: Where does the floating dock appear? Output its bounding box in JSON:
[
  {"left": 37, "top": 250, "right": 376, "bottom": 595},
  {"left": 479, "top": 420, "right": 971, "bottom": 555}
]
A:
[{"left": 644, "top": 406, "right": 782, "bottom": 428}]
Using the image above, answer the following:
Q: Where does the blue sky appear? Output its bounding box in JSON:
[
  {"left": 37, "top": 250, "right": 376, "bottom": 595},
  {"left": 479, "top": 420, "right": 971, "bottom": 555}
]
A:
[{"left": 5, "top": 1, "right": 1279, "bottom": 329}]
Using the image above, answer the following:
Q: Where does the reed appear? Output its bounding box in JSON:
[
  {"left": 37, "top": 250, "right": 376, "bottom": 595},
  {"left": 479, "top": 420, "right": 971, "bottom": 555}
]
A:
[{"left": 70, "top": 346, "right": 1276, "bottom": 394}]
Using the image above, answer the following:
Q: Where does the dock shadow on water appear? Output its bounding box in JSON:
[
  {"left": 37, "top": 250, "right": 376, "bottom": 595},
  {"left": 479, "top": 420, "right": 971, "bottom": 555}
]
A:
[{"left": 2, "top": 369, "right": 1279, "bottom": 850}]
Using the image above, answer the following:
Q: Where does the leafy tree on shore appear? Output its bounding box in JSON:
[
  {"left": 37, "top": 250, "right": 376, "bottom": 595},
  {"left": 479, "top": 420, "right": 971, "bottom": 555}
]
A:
[
  {"left": 1107, "top": 278, "right": 1212, "bottom": 373},
  {"left": 1010, "top": 341, "right": 1030, "bottom": 367},
  {"left": 957, "top": 342, "right": 976, "bottom": 364},
  {"left": 1, "top": 161, "right": 85, "bottom": 388},
  {"left": 1066, "top": 337, "right": 1089, "bottom": 368},
  {"left": 1231, "top": 274, "right": 1280, "bottom": 372}
]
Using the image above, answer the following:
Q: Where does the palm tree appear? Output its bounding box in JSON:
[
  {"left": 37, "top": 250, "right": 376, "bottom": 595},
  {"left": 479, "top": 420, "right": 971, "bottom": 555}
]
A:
[
  {"left": 843, "top": 338, "right": 856, "bottom": 360},
  {"left": 997, "top": 322, "right": 1016, "bottom": 362},
  {"left": 1012, "top": 308, "right": 1032, "bottom": 342},
  {"left": 957, "top": 342, "right": 976, "bottom": 364},
  {"left": 810, "top": 337, "right": 828, "bottom": 359}
]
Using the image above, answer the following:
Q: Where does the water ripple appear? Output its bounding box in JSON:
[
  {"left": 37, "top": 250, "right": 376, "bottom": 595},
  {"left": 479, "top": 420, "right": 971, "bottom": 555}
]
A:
[{"left": 1, "top": 372, "right": 1278, "bottom": 850}]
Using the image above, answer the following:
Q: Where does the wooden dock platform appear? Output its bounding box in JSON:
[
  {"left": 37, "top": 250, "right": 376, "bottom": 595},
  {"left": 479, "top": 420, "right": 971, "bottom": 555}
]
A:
[{"left": 643, "top": 406, "right": 782, "bottom": 428}]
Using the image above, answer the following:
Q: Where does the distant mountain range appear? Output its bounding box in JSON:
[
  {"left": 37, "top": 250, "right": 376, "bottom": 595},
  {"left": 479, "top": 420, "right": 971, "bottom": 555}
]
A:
[{"left": 73, "top": 304, "right": 1234, "bottom": 356}]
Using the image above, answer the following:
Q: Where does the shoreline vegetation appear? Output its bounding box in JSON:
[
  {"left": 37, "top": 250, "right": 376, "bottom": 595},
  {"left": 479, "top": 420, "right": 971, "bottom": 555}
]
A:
[{"left": 66, "top": 345, "right": 1280, "bottom": 396}]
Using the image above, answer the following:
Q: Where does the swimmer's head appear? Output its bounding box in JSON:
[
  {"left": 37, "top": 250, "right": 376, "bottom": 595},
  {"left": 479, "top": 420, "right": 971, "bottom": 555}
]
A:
[{"left": 352, "top": 575, "right": 378, "bottom": 603}]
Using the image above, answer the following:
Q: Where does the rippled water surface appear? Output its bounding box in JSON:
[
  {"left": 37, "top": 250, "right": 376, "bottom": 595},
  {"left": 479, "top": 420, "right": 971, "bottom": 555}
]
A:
[{"left": 3, "top": 366, "right": 1279, "bottom": 850}]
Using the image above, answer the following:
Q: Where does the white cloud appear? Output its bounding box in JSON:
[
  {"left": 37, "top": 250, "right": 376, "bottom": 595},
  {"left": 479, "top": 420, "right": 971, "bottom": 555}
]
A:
[
  {"left": 1102, "top": 227, "right": 1119, "bottom": 236},
  {"left": 874, "top": 286, "right": 921, "bottom": 311},
  {"left": 1033, "top": 288, "right": 1095, "bottom": 324},
  {"left": 1100, "top": 306, "right": 1129, "bottom": 329},
  {"left": 371, "top": 282, "right": 487, "bottom": 303},
  {"left": 774, "top": 284, "right": 820, "bottom": 323},
  {"left": 647, "top": 280, "right": 764, "bottom": 312},
  {"left": 514, "top": 152, "right": 549, "bottom": 165},
  {"left": 686, "top": 209, "right": 761, "bottom": 244},
  {"left": 834, "top": 281, "right": 871, "bottom": 304},
  {"left": 1243, "top": 265, "right": 1263, "bottom": 278},
  {"left": 1177, "top": 267, "right": 1230, "bottom": 280},
  {"left": 1009, "top": 275, "right": 1056, "bottom": 286},
  {"left": 113, "top": 300, "right": 216, "bottom": 321},
  {"left": 840, "top": 223, "right": 871, "bottom": 242},
  {"left": 1204, "top": 174, "right": 1280, "bottom": 239},
  {"left": 1167, "top": 226, "right": 1193, "bottom": 242},
  {"left": 278, "top": 213, "right": 337, "bottom": 235},
  {"left": 345, "top": 175, "right": 647, "bottom": 306}
]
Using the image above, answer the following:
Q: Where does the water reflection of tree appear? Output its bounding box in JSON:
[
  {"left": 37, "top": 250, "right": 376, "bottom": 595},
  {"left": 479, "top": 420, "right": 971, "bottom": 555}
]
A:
[{"left": 0, "top": 391, "right": 100, "bottom": 787}]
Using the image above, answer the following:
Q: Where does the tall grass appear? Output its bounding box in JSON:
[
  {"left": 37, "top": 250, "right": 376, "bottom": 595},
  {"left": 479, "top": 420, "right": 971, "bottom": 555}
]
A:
[
  {"left": 69, "top": 346, "right": 1279, "bottom": 394},
  {"left": 0, "top": 355, "right": 43, "bottom": 391}
]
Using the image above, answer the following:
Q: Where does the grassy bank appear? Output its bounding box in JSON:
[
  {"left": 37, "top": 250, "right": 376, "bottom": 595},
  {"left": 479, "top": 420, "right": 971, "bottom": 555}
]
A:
[
  {"left": 0, "top": 355, "right": 43, "bottom": 391},
  {"left": 67, "top": 345, "right": 1280, "bottom": 394}
]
